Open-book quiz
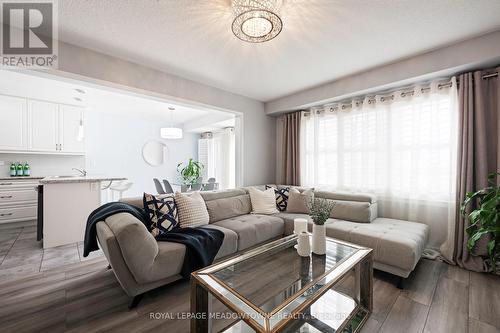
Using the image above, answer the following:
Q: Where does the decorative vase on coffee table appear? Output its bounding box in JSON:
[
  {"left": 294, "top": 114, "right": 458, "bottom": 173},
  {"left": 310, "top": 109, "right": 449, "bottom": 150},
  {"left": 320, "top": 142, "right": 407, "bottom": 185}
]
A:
[
  {"left": 297, "top": 231, "right": 311, "bottom": 257},
  {"left": 312, "top": 223, "right": 326, "bottom": 255}
]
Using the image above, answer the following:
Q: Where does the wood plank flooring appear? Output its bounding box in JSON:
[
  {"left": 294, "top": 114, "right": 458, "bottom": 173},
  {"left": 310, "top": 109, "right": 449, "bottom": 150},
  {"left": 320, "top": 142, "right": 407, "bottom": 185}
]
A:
[{"left": 0, "top": 224, "right": 499, "bottom": 333}]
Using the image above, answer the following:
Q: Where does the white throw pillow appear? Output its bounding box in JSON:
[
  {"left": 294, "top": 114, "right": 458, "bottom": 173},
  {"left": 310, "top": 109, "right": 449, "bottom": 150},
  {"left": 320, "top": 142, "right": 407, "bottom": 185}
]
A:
[
  {"left": 248, "top": 187, "right": 279, "bottom": 215},
  {"left": 175, "top": 191, "right": 209, "bottom": 228}
]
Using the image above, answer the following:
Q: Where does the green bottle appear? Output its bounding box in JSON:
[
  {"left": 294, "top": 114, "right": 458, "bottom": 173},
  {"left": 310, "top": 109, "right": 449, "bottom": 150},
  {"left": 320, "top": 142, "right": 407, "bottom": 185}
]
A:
[
  {"left": 10, "top": 163, "right": 16, "bottom": 177},
  {"left": 23, "top": 162, "right": 30, "bottom": 177},
  {"left": 16, "top": 162, "right": 23, "bottom": 176}
]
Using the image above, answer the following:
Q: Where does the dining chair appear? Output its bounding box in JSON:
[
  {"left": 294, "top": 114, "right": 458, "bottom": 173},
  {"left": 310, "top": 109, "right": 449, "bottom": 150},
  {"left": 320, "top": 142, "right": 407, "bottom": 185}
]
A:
[
  {"left": 191, "top": 183, "right": 202, "bottom": 191},
  {"left": 203, "top": 182, "right": 215, "bottom": 191},
  {"left": 162, "top": 179, "right": 174, "bottom": 194},
  {"left": 153, "top": 178, "right": 166, "bottom": 194}
]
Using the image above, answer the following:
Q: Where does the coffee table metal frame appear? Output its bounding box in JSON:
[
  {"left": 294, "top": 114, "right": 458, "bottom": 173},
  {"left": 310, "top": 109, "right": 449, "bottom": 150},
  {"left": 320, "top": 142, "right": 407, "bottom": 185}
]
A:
[{"left": 191, "top": 235, "right": 373, "bottom": 333}]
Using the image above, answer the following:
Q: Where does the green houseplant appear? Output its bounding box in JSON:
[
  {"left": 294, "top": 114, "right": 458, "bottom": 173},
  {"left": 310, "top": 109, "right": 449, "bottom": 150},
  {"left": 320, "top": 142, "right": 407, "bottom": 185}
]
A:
[
  {"left": 308, "top": 198, "right": 336, "bottom": 255},
  {"left": 177, "top": 158, "right": 204, "bottom": 185},
  {"left": 461, "top": 172, "right": 500, "bottom": 273},
  {"left": 308, "top": 197, "right": 336, "bottom": 225}
]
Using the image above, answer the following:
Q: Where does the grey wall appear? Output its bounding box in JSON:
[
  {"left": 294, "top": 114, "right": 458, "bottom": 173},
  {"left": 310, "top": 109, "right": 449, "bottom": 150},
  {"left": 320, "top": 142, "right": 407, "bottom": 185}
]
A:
[
  {"left": 266, "top": 29, "right": 500, "bottom": 114},
  {"left": 47, "top": 41, "right": 276, "bottom": 187}
]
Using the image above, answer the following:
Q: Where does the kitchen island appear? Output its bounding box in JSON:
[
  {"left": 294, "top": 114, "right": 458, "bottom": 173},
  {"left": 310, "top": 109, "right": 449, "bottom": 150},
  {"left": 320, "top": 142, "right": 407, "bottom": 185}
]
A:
[{"left": 39, "top": 176, "right": 126, "bottom": 249}]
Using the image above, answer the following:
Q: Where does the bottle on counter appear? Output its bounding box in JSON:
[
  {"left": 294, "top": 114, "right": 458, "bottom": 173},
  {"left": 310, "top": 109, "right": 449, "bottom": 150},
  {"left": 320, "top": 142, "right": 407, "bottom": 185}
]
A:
[
  {"left": 16, "top": 162, "right": 24, "bottom": 176},
  {"left": 10, "top": 162, "right": 17, "bottom": 177},
  {"left": 23, "top": 162, "right": 30, "bottom": 176}
]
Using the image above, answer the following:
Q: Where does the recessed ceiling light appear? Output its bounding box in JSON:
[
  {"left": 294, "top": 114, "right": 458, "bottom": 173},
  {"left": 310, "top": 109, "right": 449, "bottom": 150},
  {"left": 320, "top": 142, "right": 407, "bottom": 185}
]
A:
[
  {"left": 74, "top": 97, "right": 83, "bottom": 102},
  {"left": 74, "top": 88, "right": 86, "bottom": 94}
]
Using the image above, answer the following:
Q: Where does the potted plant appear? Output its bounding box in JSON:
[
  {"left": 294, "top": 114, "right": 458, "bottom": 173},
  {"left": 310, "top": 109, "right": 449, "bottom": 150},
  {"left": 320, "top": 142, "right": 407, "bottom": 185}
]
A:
[
  {"left": 461, "top": 172, "right": 500, "bottom": 273},
  {"left": 308, "top": 198, "right": 335, "bottom": 255},
  {"left": 177, "top": 158, "right": 204, "bottom": 185}
]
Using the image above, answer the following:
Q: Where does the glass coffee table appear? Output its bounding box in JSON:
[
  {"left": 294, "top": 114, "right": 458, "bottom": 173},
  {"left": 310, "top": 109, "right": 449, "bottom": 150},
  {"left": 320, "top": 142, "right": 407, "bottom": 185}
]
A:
[{"left": 191, "top": 235, "right": 373, "bottom": 333}]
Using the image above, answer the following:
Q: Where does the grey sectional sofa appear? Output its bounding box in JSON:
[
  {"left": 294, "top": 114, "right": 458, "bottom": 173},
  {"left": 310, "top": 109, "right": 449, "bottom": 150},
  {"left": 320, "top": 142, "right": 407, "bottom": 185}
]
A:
[{"left": 95, "top": 187, "right": 429, "bottom": 305}]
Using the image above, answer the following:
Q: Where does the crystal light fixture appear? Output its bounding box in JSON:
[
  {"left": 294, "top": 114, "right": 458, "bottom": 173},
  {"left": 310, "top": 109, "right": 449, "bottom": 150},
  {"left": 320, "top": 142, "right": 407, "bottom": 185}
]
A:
[{"left": 232, "top": 0, "right": 283, "bottom": 43}]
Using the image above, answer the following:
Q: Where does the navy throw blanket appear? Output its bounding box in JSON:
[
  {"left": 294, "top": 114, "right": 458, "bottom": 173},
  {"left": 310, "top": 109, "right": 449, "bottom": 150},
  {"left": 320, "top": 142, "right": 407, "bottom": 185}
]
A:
[
  {"left": 157, "top": 227, "right": 224, "bottom": 278},
  {"left": 83, "top": 202, "right": 224, "bottom": 278}
]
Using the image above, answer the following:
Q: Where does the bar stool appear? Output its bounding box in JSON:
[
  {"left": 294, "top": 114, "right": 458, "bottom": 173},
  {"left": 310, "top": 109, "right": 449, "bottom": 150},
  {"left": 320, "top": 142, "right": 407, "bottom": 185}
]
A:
[{"left": 110, "top": 181, "right": 133, "bottom": 201}]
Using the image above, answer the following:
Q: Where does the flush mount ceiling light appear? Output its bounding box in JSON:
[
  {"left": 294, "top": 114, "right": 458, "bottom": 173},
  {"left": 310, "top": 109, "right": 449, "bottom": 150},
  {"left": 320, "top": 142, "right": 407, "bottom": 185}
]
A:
[
  {"left": 232, "top": 0, "right": 283, "bottom": 43},
  {"left": 160, "top": 107, "right": 183, "bottom": 139}
]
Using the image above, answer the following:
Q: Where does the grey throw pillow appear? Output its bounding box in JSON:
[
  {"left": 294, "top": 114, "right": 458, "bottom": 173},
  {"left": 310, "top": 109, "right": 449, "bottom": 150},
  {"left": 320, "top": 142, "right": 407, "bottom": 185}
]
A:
[{"left": 286, "top": 188, "right": 314, "bottom": 213}]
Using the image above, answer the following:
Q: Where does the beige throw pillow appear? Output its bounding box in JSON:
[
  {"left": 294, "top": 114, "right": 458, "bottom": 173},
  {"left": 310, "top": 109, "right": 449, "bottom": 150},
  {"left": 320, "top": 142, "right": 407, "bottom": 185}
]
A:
[
  {"left": 175, "top": 191, "right": 209, "bottom": 228},
  {"left": 286, "top": 188, "right": 314, "bottom": 214},
  {"left": 248, "top": 187, "right": 279, "bottom": 215}
]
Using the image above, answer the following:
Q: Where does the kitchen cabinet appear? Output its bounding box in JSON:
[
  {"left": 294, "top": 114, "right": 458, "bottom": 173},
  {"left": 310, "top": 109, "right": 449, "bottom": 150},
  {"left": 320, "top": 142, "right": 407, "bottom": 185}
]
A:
[
  {"left": 0, "top": 179, "right": 38, "bottom": 224},
  {"left": 0, "top": 95, "right": 27, "bottom": 151},
  {"left": 28, "top": 100, "right": 59, "bottom": 152},
  {"left": 0, "top": 94, "right": 85, "bottom": 155}
]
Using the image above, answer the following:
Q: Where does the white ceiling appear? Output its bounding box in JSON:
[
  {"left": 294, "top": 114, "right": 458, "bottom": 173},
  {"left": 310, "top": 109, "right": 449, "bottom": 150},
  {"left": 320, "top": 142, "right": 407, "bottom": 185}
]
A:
[
  {"left": 58, "top": 0, "right": 500, "bottom": 102},
  {"left": 0, "top": 69, "right": 233, "bottom": 128}
]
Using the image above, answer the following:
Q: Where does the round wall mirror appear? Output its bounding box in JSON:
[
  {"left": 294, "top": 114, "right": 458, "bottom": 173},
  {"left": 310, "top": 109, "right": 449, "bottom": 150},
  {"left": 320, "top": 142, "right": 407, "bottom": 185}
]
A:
[{"left": 142, "top": 141, "right": 168, "bottom": 166}]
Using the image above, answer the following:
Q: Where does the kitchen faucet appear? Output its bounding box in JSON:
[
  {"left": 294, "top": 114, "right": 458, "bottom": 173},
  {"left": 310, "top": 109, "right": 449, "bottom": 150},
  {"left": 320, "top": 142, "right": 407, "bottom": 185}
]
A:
[{"left": 72, "top": 168, "right": 87, "bottom": 176}]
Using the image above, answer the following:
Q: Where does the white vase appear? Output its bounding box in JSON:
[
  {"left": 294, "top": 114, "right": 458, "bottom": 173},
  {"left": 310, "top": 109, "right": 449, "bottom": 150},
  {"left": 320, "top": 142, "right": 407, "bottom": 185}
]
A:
[
  {"left": 312, "top": 224, "right": 326, "bottom": 255},
  {"left": 297, "top": 231, "right": 311, "bottom": 257}
]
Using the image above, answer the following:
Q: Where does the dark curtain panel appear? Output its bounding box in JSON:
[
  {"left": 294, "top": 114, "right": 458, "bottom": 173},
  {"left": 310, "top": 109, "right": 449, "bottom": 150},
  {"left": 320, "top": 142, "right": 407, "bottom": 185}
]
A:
[
  {"left": 454, "top": 67, "right": 499, "bottom": 272},
  {"left": 279, "top": 112, "right": 301, "bottom": 185}
]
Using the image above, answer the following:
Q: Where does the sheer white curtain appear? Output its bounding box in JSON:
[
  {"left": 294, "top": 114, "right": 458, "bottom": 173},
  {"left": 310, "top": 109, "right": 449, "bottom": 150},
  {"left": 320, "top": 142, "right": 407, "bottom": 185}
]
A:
[
  {"left": 198, "top": 128, "right": 236, "bottom": 190},
  {"left": 301, "top": 79, "right": 458, "bottom": 248}
]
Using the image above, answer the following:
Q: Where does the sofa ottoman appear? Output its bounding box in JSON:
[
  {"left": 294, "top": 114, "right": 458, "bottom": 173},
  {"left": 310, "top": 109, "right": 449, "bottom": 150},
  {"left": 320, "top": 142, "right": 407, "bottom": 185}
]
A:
[{"left": 326, "top": 217, "right": 429, "bottom": 278}]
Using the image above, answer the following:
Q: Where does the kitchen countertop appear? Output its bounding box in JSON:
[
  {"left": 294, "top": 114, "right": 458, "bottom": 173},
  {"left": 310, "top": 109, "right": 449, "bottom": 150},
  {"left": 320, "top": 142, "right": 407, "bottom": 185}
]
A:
[
  {"left": 39, "top": 176, "right": 127, "bottom": 184},
  {"left": 0, "top": 176, "right": 46, "bottom": 181}
]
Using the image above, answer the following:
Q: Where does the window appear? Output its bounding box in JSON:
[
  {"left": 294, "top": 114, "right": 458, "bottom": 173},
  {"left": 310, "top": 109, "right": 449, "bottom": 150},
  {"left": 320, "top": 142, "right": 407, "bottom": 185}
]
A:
[
  {"left": 198, "top": 128, "right": 235, "bottom": 189},
  {"left": 300, "top": 80, "right": 458, "bottom": 247}
]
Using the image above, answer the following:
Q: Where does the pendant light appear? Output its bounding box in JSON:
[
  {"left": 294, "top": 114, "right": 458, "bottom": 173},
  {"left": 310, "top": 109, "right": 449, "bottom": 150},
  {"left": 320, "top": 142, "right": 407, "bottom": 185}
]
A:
[{"left": 160, "top": 107, "right": 183, "bottom": 139}]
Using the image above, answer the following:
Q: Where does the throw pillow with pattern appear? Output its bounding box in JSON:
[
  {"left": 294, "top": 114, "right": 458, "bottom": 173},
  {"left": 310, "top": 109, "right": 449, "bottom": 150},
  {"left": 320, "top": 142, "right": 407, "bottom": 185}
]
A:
[
  {"left": 143, "top": 193, "right": 179, "bottom": 237},
  {"left": 175, "top": 191, "right": 210, "bottom": 228},
  {"left": 265, "top": 185, "right": 290, "bottom": 211}
]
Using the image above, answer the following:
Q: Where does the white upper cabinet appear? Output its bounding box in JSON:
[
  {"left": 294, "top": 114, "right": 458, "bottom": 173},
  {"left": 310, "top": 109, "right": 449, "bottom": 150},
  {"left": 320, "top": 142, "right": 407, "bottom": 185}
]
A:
[
  {"left": 28, "top": 100, "right": 59, "bottom": 152},
  {"left": 59, "top": 105, "right": 85, "bottom": 153},
  {"left": 0, "top": 95, "right": 27, "bottom": 151},
  {"left": 0, "top": 94, "right": 85, "bottom": 155}
]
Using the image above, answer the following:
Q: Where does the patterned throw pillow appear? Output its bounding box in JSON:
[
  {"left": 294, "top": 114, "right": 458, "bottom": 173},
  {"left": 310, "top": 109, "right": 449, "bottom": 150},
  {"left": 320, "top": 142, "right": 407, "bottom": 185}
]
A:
[
  {"left": 265, "top": 185, "right": 290, "bottom": 211},
  {"left": 175, "top": 191, "right": 210, "bottom": 228},
  {"left": 143, "top": 193, "right": 179, "bottom": 237}
]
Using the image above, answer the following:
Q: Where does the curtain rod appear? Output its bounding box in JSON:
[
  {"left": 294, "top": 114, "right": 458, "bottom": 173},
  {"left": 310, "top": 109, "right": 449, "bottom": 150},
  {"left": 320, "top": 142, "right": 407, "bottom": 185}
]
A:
[
  {"left": 319, "top": 81, "right": 453, "bottom": 111},
  {"left": 483, "top": 72, "right": 498, "bottom": 79},
  {"left": 311, "top": 72, "right": 498, "bottom": 112}
]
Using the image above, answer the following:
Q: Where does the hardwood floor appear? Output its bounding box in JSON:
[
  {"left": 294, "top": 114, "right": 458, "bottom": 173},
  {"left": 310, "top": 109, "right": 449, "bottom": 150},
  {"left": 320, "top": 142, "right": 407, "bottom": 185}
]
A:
[{"left": 0, "top": 224, "right": 499, "bottom": 333}]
